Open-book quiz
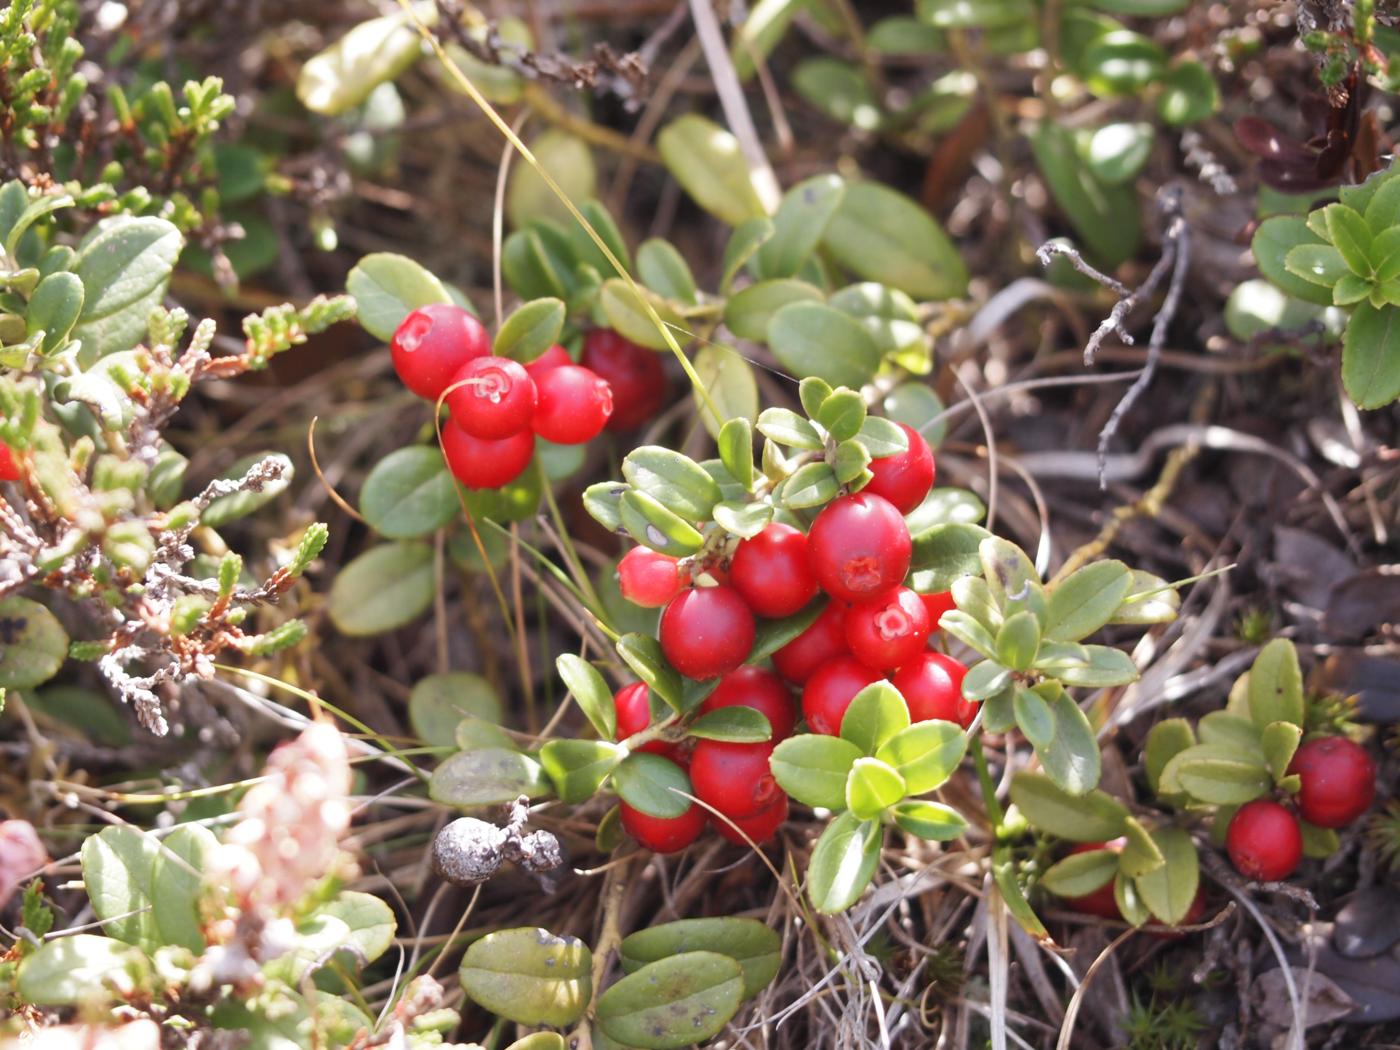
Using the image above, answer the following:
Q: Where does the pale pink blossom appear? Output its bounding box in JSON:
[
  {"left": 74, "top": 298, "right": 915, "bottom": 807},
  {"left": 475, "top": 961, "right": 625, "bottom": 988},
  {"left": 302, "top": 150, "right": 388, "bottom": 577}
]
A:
[{"left": 0, "top": 819, "right": 47, "bottom": 909}]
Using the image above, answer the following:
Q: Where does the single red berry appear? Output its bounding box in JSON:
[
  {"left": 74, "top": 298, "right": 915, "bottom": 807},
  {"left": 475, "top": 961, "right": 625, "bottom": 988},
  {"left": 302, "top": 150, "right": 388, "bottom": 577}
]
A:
[
  {"left": 690, "top": 739, "right": 780, "bottom": 819},
  {"left": 845, "top": 587, "right": 930, "bottom": 670},
  {"left": 524, "top": 344, "right": 572, "bottom": 380},
  {"left": 713, "top": 792, "right": 788, "bottom": 845},
  {"left": 891, "top": 652, "right": 974, "bottom": 727},
  {"left": 808, "top": 493, "right": 912, "bottom": 603},
  {"left": 446, "top": 355, "right": 537, "bottom": 440},
  {"left": 391, "top": 303, "right": 489, "bottom": 401},
  {"left": 1059, "top": 841, "right": 1123, "bottom": 920},
  {"left": 802, "top": 655, "right": 884, "bottom": 736},
  {"left": 613, "top": 682, "right": 679, "bottom": 758},
  {"left": 581, "top": 329, "right": 668, "bottom": 432},
  {"left": 1288, "top": 736, "right": 1377, "bottom": 829},
  {"left": 920, "top": 590, "right": 957, "bottom": 631},
  {"left": 620, "top": 798, "right": 707, "bottom": 854},
  {"left": 440, "top": 418, "right": 534, "bottom": 489},
  {"left": 1226, "top": 799, "right": 1303, "bottom": 882},
  {"left": 0, "top": 443, "right": 21, "bottom": 483},
  {"left": 865, "top": 423, "right": 936, "bottom": 513},
  {"left": 730, "top": 523, "right": 819, "bottom": 619},
  {"left": 531, "top": 365, "right": 613, "bottom": 444},
  {"left": 698, "top": 666, "right": 797, "bottom": 741},
  {"left": 617, "top": 548, "right": 684, "bottom": 608},
  {"left": 659, "top": 586, "right": 755, "bottom": 681},
  {"left": 771, "top": 600, "right": 848, "bottom": 684}
]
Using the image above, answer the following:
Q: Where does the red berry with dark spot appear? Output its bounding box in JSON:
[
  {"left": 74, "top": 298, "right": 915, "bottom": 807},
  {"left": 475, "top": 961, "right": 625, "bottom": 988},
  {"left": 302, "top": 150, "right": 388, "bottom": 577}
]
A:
[
  {"left": 771, "top": 600, "right": 848, "bottom": 684},
  {"left": 532, "top": 365, "right": 613, "bottom": 444},
  {"left": 865, "top": 423, "right": 936, "bottom": 513},
  {"left": 617, "top": 548, "right": 684, "bottom": 608},
  {"left": 581, "top": 329, "right": 667, "bottom": 432},
  {"left": 391, "top": 303, "right": 489, "bottom": 401},
  {"left": 0, "top": 442, "right": 21, "bottom": 482},
  {"left": 920, "top": 590, "right": 957, "bottom": 631},
  {"left": 690, "top": 739, "right": 780, "bottom": 819},
  {"left": 891, "top": 652, "right": 974, "bottom": 727},
  {"left": 698, "top": 666, "right": 797, "bottom": 741},
  {"left": 713, "top": 792, "right": 788, "bottom": 845},
  {"left": 808, "top": 493, "right": 911, "bottom": 603},
  {"left": 524, "top": 343, "right": 572, "bottom": 380},
  {"left": 659, "top": 586, "right": 755, "bottom": 681},
  {"left": 446, "top": 355, "right": 536, "bottom": 439},
  {"left": 730, "top": 523, "right": 819, "bottom": 619},
  {"left": 1060, "top": 842, "right": 1123, "bottom": 920},
  {"left": 440, "top": 418, "right": 534, "bottom": 489},
  {"left": 845, "top": 587, "right": 930, "bottom": 670},
  {"left": 620, "top": 798, "right": 707, "bottom": 854},
  {"left": 1288, "top": 736, "right": 1376, "bottom": 829},
  {"left": 1226, "top": 799, "right": 1303, "bottom": 882},
  {"left": 802, "top": 655, "right": 883, "bottom": 736}
]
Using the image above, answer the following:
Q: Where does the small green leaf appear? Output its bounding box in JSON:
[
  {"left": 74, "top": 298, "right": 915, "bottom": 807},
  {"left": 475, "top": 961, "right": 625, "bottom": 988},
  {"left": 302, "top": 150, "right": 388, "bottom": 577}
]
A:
[
  {"left": 820, "top": 182, "right": 968, "bottom": 300},
  {"left": 939, "top": 610, "right": 998, "bottom": 658},
  {"left": 460, "top": 927, "right": 592, "bottom": 1028},
  {"left": 1082, "top": 123, "right": 1154, "bottom": 186},
  {"left": 17, "top": 935, "right": 151, "bottom": 1006},
  {"left": 756, "top": 407, "right": 824, "bottom": 449},
  {"left": 993, "top": 844, "right": 1050, "bottom": 940},
  {"left": 1342, "top": 300, "right": 1400, "bottom": 409},
  {"left": 1144, "top": 718, "right": 1195, "bottom": 795},
  {"left": 780, "top": 462, "right": 839, "bottom": 509},
  {"left": 657, "top": 114, "right": 767, "bottom": 227},
  {"left": 688, "top": 706, "right": 772, "bottom": 742},
  {"left": 771, "top": 734, "right": 862, "bottom": 809},
  {"left": 1009, "top": 772, "right": 1128, "bottom": 840},
  {"left": 81, "top": 826, "right": 159, "bottom": 951},
  {"left": 73, "top": 217, "right": 184, "bottom": 360},
  {"left": 556, "top": 654, "right": 616, "bottom": 741},
  {"left": 359, "top": 446, "right": 458, "bottom": 539},
  {"left": 692, "top": 343, "right": 760, "bottom": 441},
  {"left": 840, "top": 681, "right": 912, "bottom": 754},
  {"left": 612, "top": 751, "right": 692, "bottom": 817},
  {"left": 623, "top": 446, "right": 722, "bottom": 522},
  {"left": 767, "top": 301, "right": 882, "bottom": 388},
  {"left": 712, "top": 500, "right": 772, "bottom": 539},
  {"left": 328, "top": 542, "right": 435, "bottom": 636},
  {"left": 1118, "top": 815, "right": 1165, "bottom": 878},
  {"left": 996, "top": 611, "right": 1041, "bottom": 671},
  {"left": 616, "top": 633, "right": 683, "bottom": 712},
  {"left": 1132, "top": 827, "right": 1199, "bottom": 926},
  {"left": 596, "top": 951, "right": 744, "bottom": 1050},
  {"left": 875, "top": 719, "right": 967, "bottom": 794},
  {"left": 1052, "top": 645, "right": 1139, "bottom": 688},
  {"left": 1283, "top": 243, "right": 1349, "bottom": 289},
  {"left": 408, "top": 673, "right": 504, "bottom": 748},
  {"left": 430, "top": 748, "right": 551, "bottom": 807},
  {"left": 599, "top": 279, "right": 685, "bottom": 352},
  {"left": 1299, "top": 819, "right": 1341, "bottom": 859},
  {"left": 816, "top": 389, "right": 867, "bottom": 443},
  {"left": 494, "top": 297, "right": 565, "bottom": 362},
  {"left": 1080, "top": 31, "right": 1165, "bottom": 97},
  {"left": 756, "top": 174, "right": 847, "bottom": 278},
  {"left": 846, "top": 757, "right": 907, "bottom": 819},
  {"left": 891, "top": 799, "right": 967, "bottom": 841},
  {"left": 1043, "top": 848, "right": 1118, "bottom": 898},
  {"left": 1323, "top": 204, "right": 1374, "bottom": 276},
  {"left": 1044, "top": 560, "right": 1133, "bottom": 642},
  {"left": 1115, "top": 871, "right": 1152, "bottom": 927},
  {"left": 799, "top": 377, "right": 833, "bottom": 420},
  {"left": 27, "top": 271, "right": 84, "bottom": 354},
  {"left": 909, "top": 523, "right": 992, "bottom": 593},
  {"left": 1252, "top": 216, "right": 1335, "bottom": 306},
  {"left": 1168, "top": 745, "right": 1272, "bottom": 805},
  {"left": 1029, "top": 123, "right": 1140, "bottom": 267},
  {"left": 918, "top": 0, "right": 1032, "bottom": 27},
  {"left": 980, "top": 536, "right": 1047, "bottom": 622},
  {"left": 855, "top": 416, "right": 909, "bottom": 458},
  {"left": 962, "top": 659, "right": 1012, "bottom": 701},
  {"left": 1156, "top": 59, "right": 1218, "bottom": 126},
  {"left": 1012, "top": 687, "right": 1055, "bottom": 747},
  {"left": 0, "top": 596, "right": 67, "bottom": 690},
  {"left": 583, "top": 482, "right": 628, "bottom": 532},
  {"left": 564, "top": 199, "right": 631, "bottom": 280},
  {"left": 807, "top": 811, "right": 882, "bottom": 913},
  {"left": 619, "top": 489, "right": 704, "bottom": 557},
  {"left": 832, "top": 439, "right": 872, "bottom": 486},
  {"left": 637, "top": 239, "right": 698, "bottom": 304},
  {"left": 507, "top": 130, "right": 597, "bottom": 231},
  {"left": 620, "top": 918, "right": 780, "bottom": 999},
  {"left": 792, "top": 58, "right": 881, "bottom": 130},
  {"left": 718, "top": 418, "right": 755, "bottom": 490},
  {"left": 720, "top": 218, "right": 774, "bottom": 293},
  {"left": 1197, "top": 711, "right": 1264, "bottom": 756},
  {"left": 297, "top": 9, "right": 425, "bottom": 115},
  {"left": 1247, "top": 638, "right": 1306, "bottom": 730},
  {"left": 150, "top": 824, "right": 218, "bottom": 953},
  {"left": 346, "top": 252, "right": 453, "bottom": 342},
  {"left": 1112, "top": 569, "right": 1182, "bottom": 625},
  {"left": 1262, "top": 720, "right": 1303, "bottom": 783},
  {"left": 1035, "top": 688, "right": 1102, "bottom": 796}
]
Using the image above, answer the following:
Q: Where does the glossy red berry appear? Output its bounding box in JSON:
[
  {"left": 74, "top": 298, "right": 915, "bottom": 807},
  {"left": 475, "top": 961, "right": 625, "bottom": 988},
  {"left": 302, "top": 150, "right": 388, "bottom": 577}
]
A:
[
  {"left": 845, "top": 587, "right": 930, "bottom": 670},
  {"left": 1226, "top": 799, "right": 1303, "bottom": 882},
  {"left": 612, "top": 682, "right": 679, "bottom": 759},
  {"left": 659, "top": 586, "right": 755, "bottom": 681},
  {"left": 1288, "top": 736, "right": 1376, "bottom": 829},
  {"left": 532, "top": 365, "right": 613, "bottom": 444},
  {"left": 1060, "top": 843, "right": 1123, "bottom": 920},
  {"left": 617, "top": 548, "right": 684, "bottom": 608},
  {"left": 891, "top": 652, "right": 974, "bottom": 727},
  {"left": 440, "top": 418, "right": 534, "bottom": 489},
  {"left": 865, "top": 423, "right": 936, "bottom": 513},
  {"left": 802, "top": 655, "right": 883, "bottom": 736},
  {"left": 730, "top": 523, "right": 819, "bottom": 619},
  {"left": 698, "top": 666, "right": 797, "bottom": 741},
  {"left": 581, "top": 329, "right": 667, "bottom": 432},
  {"left": 713, "top": 793, "right": 788, "bottom": 845},
  {"left": 771, "top": 600, "right": 848, "bottom": 684},
  {"left": 524, "top": 344, "right": 572, "bottom": 380},
  {"left": 808, "top": 493, "right": 912, "bottom": 603},
  {"left": 690, "top": 739, "right": 780, "bottom": 819},
  {"left": 0, "top": 443, "right": 20, "bottom": 482},
  {"left": 920, "top": 590, "right": 957, "bottom": 631},
  {"left": 391, "top": 303, "right": 489, "bottom": 400},
  {"left": 620, "top": 798, "right": 707, "bottom": 854},
  {"left": 446, "top": 356, "right": 536, "bottom": 439}
]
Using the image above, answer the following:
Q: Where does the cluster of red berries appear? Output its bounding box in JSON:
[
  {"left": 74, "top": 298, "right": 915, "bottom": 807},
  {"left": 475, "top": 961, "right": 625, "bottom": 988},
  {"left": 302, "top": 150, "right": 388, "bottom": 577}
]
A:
[
  {"left": 1226, "top": 735, "right": 1376, "bottom": 882},
  {"left": 390, "top": 307, "right": 667, "bottom": 490}
]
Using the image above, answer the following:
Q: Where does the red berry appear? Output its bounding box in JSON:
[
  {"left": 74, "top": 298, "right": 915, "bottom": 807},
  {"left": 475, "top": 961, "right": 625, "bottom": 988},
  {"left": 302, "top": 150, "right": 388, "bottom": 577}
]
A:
[
  {"left": 730, "top": 523, "right": 819, "bottom": 619},
  {"left": 845, "top": 587, "right": 930, "bottom": 670},
  {"left": 771, "top": 600, "right": 848, "bottom": 684},
  {"left": 1287, "top": 736, "right": 1376, "bottom": 829},
  {"left": 1059, "top": 841, "right": 1123, "bottom": 920},
  {"left": 524, "top": 344, "right": 572, "bottom": 380},
  {"left": 698, "top": 666, "right": 797, "bottom": 741},
  {"left": 581, "top": 329, "right": 667, "bottom": 432},
  {"left": 440, "top": 418, "right": 534, "bottom": 489},
  {"left": 659, "top": 586, "right": 755, "bottom": 681},
  {"left": 690, "top": 739, "right": 780, "bottom": 819},
  {"left": 531, "top": 365, "right": 613, "bottom": 445},
  {"left": 391, "top": 303, "right": 489, "bottom": 401},
  {"left": 0, "top": 443, "right": 20, "bottom": 483},
  {"left": 620, "top": 798, "right": 707, "bottom": 854},
  {"left": 808, "top": 493, "right": 912, "bottom": 603},
  {"left": 891, "top": 652, "right": 974, "bottom": 727},
  {"left": 1226, "top": 800, "right": 1303, "bottom": 882},
  {"left": 713, "top": 793, "right": 788, "bottom": 845},
  {"left": 617, "top": 548, "right": 684, "bottom": 608},
  {"left": 920, "top": 590, "right": 957, "bottom": 631},
  {"left": 446, "top": 355, "right": 536, "bottom": 439},
  {"left": 613, "top": 682, "right": 679, "bottom": 758},
  {"left": 865, "top": 423, "right": 936, "bottom": 513},
  {"left": 802, "top": 655, "right": 883, "bottom": 736}
]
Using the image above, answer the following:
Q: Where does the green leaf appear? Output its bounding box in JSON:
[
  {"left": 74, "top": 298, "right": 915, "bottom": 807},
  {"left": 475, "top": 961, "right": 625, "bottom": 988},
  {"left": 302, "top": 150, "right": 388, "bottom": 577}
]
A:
[
  {"left": 346, "top": 252, "right": 453, "bottom": 342},
  {"left": 832, "top": 439, "right": 872, "bottom": 486},
  {"left": 657, "top": 115, "right": 766, "bottom": 227},
  {"left": 1082, "top": 123, "right": 1153, "bottom": 186},
  {"left": 767, "top": 300, "right": 882, "bottom": 388},
  {"left": 1052, "top": 644, "right": 1139, "bottom": 687},
  {"left": 840, "top": 681, "right": 912, "bottom": 754},
  {"left": 1044, "top": 560, "right": 1133, "bottom": 642},
  {"left": 792, "top": 58, "right": 881, "bottom": 131},
  {"left": 846, "top": 757, "right": 907, "bottom": 819},
  {"left": 1118, "top": 815, "right": 1165, "bottom": 878},
  {"left": 26, "top": 271, "right": 84, "bottom": 354},
  {"left": 1029, "top": 123, "right": 1140, "bottom": 268},
  {"left": 72, "top": 217, "right": 183, "bottom": 360},
  {"left": 1112, "top": 569, "right": 1182, "bottom": 625},
  {"left": 1036, "top": 688, "right": 1103, "bottom": 796},
  {"left": 297, "top": 8, "right": 425, "bottom": 115},
  {"left": 616, "top": 633, "right": 683, "bottom": 712},
  {"left": 619, "top": 489, "right": 704, "bottom": 556},
  {"left": 1042, "top": 848, "right": 1118, "bottom": 897},
  {"left": 868, "top": 15, "right": 947, "bottom": 54},
  {"left": 150, "top": 823, "right": 218, "bottom": 953},
  {"left": 494, "top": 298, "right": 565, "bottom": 363},
  {"left": 993, "top": 845, "right": 1050, "bottom": 940},
  {"left": 799, "top": 377, "right": 834, "bottom": 420},
  {"left": 693, "top": 343, "right": 760, "bottom": 441},
  {"left": 962, "top": 659, "right": 1012, "bottom": 701},
  {"left": 80, "top": 826, "right": 159, "bottom": 950},
  {"left": 599, "top": 279, "right": 685, "bottom": 352},
  {"left": 1342, "top": 300, "right": 1400, "bottom": 409},
  {"left": 1156, "top": 59, "right": 1218, "bottom": 126},
  {"left": 620, "top": 918, "right": 780, "bottom": 999},
  {"left": 756, "top": 407, "right": 823, "bottom": 449},
  {"left": 718, "top": 417, "right": 755, "bottom": 490},
  {"left": 0, "top": 596, "right": 67, "bottom": 689},
  {"left": 749, "top": 599, "right": 826, "bottom": 663},
  {"left": 980, "top": 536, "right": 1047, "bottom": 622},
  {"left": 623, "top": 446, "right": 722, "bottom": 522},
  {"left": 724, "top": 278, "right": 824, "bottom": 342},
  {"left": 1012, "top": 687, "right": 1055, "bottom": 747},
  {"left": 1197, "top": 711, "right": 1264, "bottom": 756},
  {"left": 565, "top": 199, "right": 631, "bottom": 280},
  {"left": 503, "top": 228, "right": 571, "bottom": 302},
  {"left": 1336, "top": 274, "right": 1374, "bottom": 306},
  {"left": 816, "top": 389, "right": 867, "bottom": 443},
  {"left": 597, "top": 951, "right": 744, "bottom": 1050},
  {"left": 556, "top": 654, "right": 616, "bottom": 741},
  {"left": 1080, "top": 30, "right": 1165, "bottom": 97},
  {"left": 830, "top": 283, "right": 927, "bottom": 368},
  {"left": 820, "top": 182, "right": 968, "bottom": 300},
  {"left": 1009, "top": 772, "right": 1128, "bottom": 840},
  {"left": 1114, "top": 871, "right": 1151, "bottom": 927},
  {"left": 409, "top": 672, "right": 502, "bottom": 747},
  {"left": 460, "top": 927, "right": 592, "bottom": 1027},
  {"left": 1299, "top": 819, "right": 1341, "bottom": 859},
  {"left": 1262, "top": 720, "right": 1303, "bottom": 783},
  {"left": 807, "top": 811, "right": 882, "bottom": 914},
  {"left": 918, "top": 0, "right": 1032, "bottom": 29},
  {"left": 638, "top": 238, "right": 698, "bottom": 304},
  {"left": 720, "top": 218, "right": 774, "bottom": 293},
  {"left": 1132, "top": 827, "right": 1199, "bottom": 926},
  {"left": 1247, "top": 638, "right": 1305, "bottom": 730},
  {"left": 779, "top": 462, "right": 839, "bottom": 509},
  {"left": 612, "top": 750, "right": 694, "bottom": 816},
  {"left": 507, "top": 130, "right": 597, "bottom": 231},
  {"left": 688, "top": 705, "right": 772, "bottom": 742},
  {"left": 1323, "top": 203, "right": 1374, "bottom": 276},
  {"left": 712, "top": 500, "right": 772, "bottom": 540},
  {"left": 909, "top": 522, "right": 992, "bottom": 593},
  {"left": 757, "top": 174, "right": 847, "bottom": 278},
  {"left": 891, "top": 799, "right": 967, "bottom": 841},
  {"left": 1283, "top": 244, "right": 1349, "bottom": 291},
  {"left": 1167, "top": 744, "right": 1272, "bottom": 804},
  {"left": 429, "top": 748, "right": 551, "bottom": 807},
  {"left": 771, "top": 734, "right": 862, "bottom": 809},
  {"left": 583, "top": 481, "right": 628, "bottom": 532},
  {"left": 996, "top": 611, "right": 1042, "bottom": 671},
  {"left": 1252, "top": 215, "right": 1335, "bottom": 306},
  {"left": 455, "top": 716, "right": 517, "bottom": 753},
  {"left": 315, "top": 890, "right": 397, "bottom": 968},
  {"left": 359, "top": 446, "right": 458, "bottom": 539},
  {"left": 875, "top": 719, "right": 967, "bottom": 794},
  {"left": 938, "top": 610, "right": 997, "bottom": 658},
  {"left": 328, "top": 541, "right": 435, "bottom": 636},
  {"left": 1144, "top": 718, "right": 1195, "bottom": 794},
  {"left": 17, "top": 935, "right": 151, "bottom": 1006}
]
